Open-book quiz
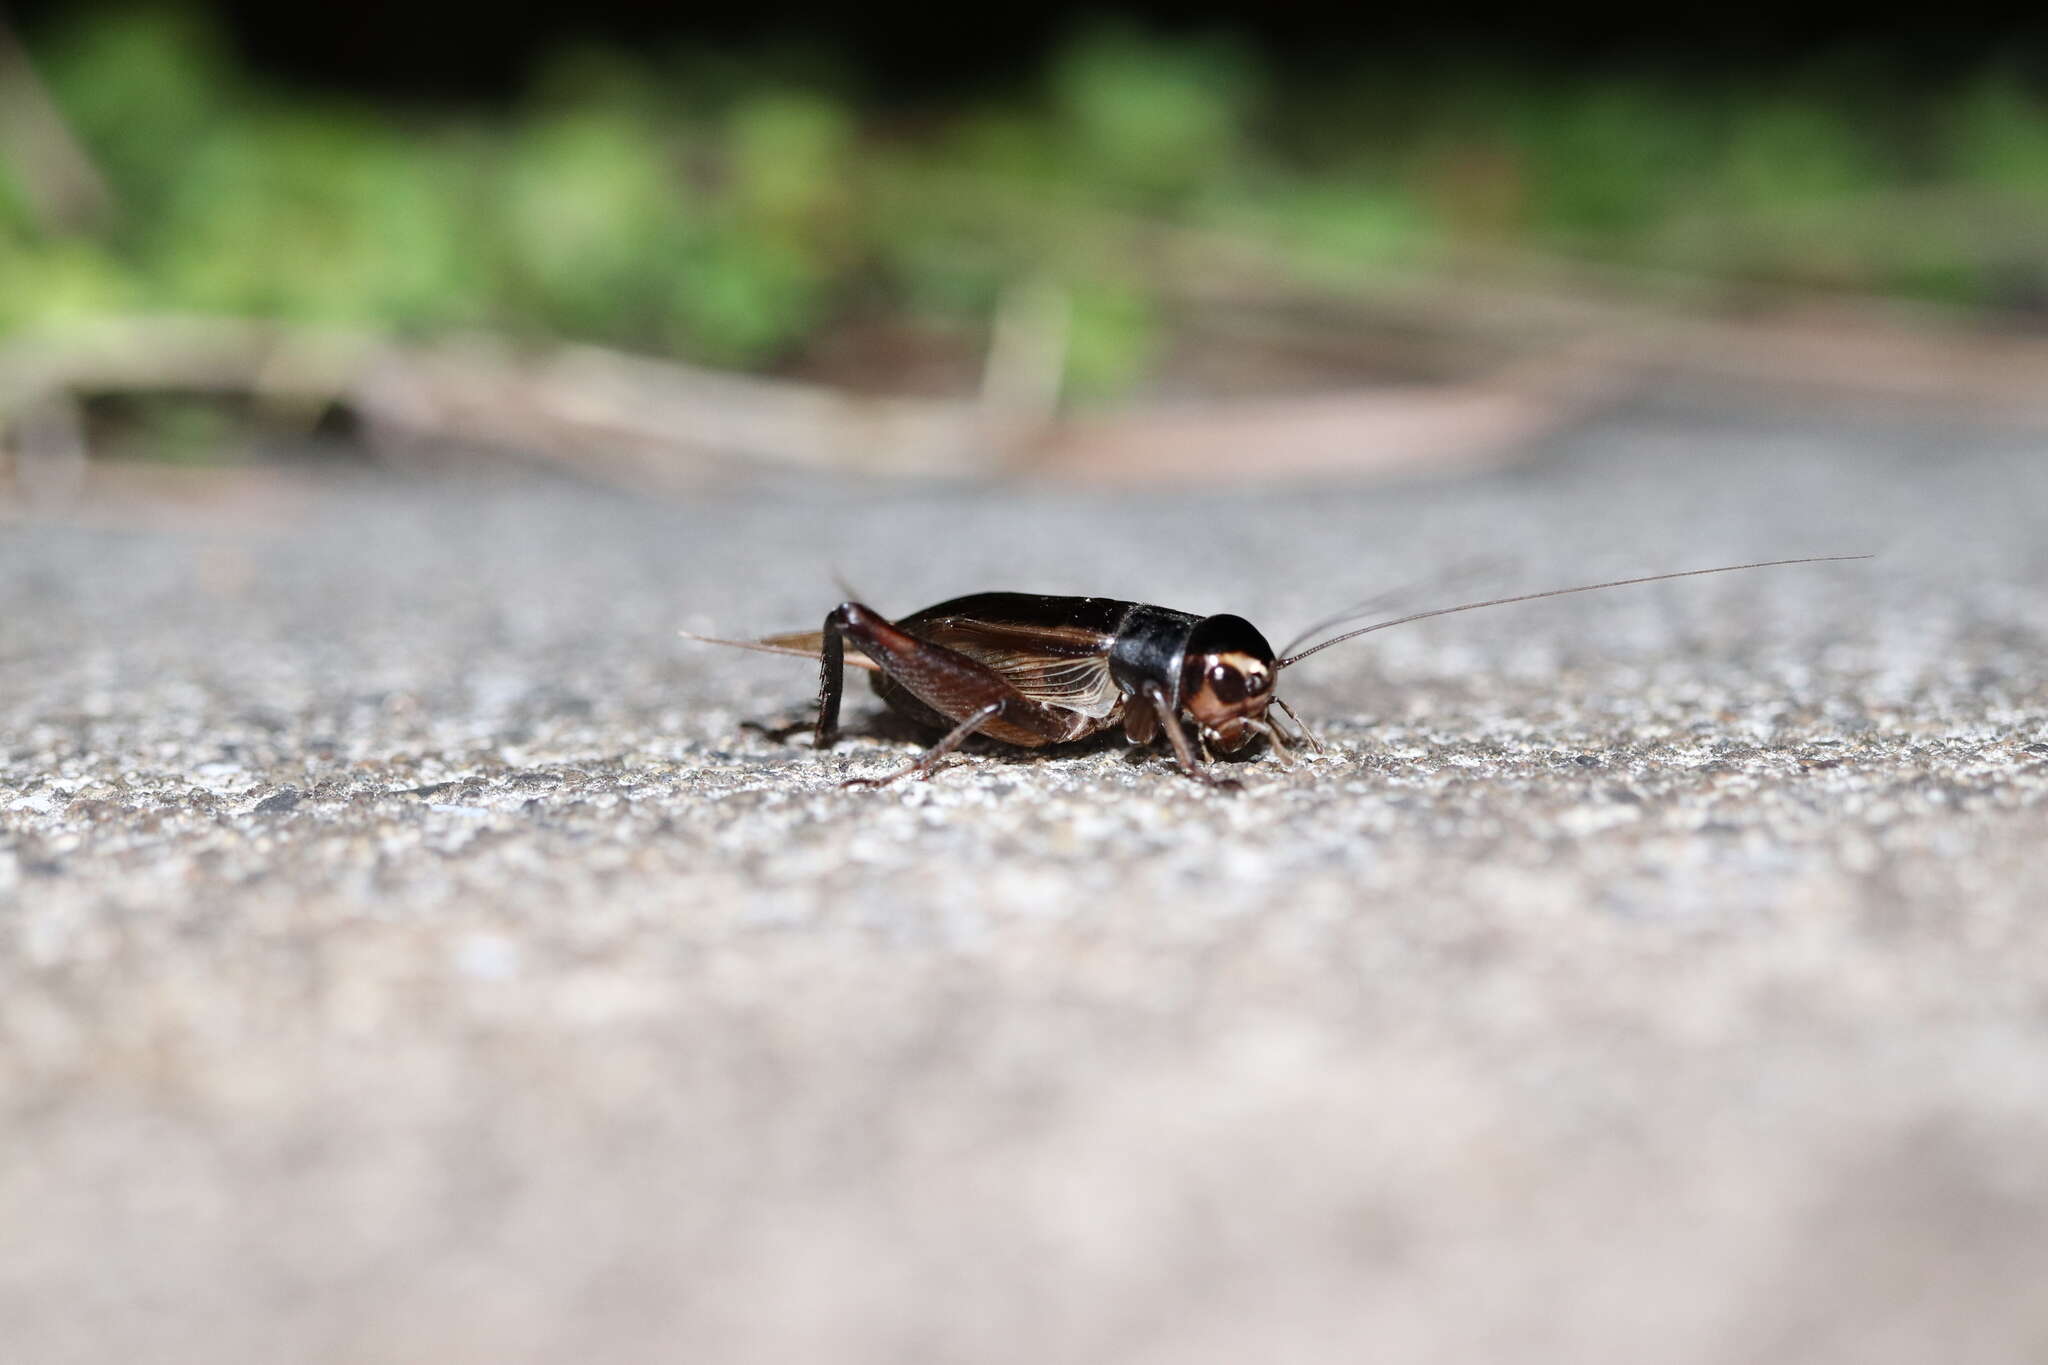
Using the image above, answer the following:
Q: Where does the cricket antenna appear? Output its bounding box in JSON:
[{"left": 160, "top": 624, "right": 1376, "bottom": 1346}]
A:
[
  {"left": 1277, "top": 554, "right": 1511, "bottom": 660},
  {"left": 1275, "top": 554, "right": 1872, "bottom": 669}
]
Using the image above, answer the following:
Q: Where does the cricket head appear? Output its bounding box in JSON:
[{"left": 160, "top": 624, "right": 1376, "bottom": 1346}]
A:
[{"left": 1180, "top": 614, "right": 1278, "bottom": 753}]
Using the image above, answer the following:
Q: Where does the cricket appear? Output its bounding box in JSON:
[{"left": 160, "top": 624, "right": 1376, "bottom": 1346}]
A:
[{"left": 685, "top": 555, "right": 1869, "bottom": 788}]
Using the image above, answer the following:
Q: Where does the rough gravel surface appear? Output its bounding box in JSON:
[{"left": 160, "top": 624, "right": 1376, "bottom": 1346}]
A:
[{"left": 4, "top": 402, "right": 2048, "bottom": 1364}]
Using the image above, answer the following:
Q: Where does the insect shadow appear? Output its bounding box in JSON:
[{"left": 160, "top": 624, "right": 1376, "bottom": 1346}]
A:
[{"left": 686, "top": 555, "right": 1869, "bottom": 790}]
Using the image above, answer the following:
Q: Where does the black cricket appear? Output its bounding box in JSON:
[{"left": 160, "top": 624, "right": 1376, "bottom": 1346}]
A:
[{"left": 686, "top": 555, "right": 1866, "bottom": 788}]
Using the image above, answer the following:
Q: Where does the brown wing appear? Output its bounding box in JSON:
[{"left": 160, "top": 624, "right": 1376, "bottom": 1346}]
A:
[
  {"left": 956, "top": 647, "right": 1122, "bottom": 717},
  {"left": 686, "top": 595, "right": 1129, "bottom": 714},
  {"left": 904, "top": 616, "right": 1123, "bottom": 719}
]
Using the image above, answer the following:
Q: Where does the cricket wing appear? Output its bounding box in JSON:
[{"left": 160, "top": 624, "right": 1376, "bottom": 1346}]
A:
[
  {"left": 907, "top": 619, "right": 1122, "bottom": 718},
  {"left": 977, "top": 650, "right": 1123, "bottom": 718},
  {"left": 899, "top": 601, "right": 1126, "bottom": 720}
]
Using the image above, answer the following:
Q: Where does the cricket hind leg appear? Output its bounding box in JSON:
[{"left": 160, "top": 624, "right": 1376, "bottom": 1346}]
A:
[
  {"left": 841, "top": 702, "right": 1004, "bottom": 788},
  {"left": 816, "top": 601, "right": 1091, "bottom": 786},
  {"left": 814, "top": 611, "right": 850, "bottom": 748}
]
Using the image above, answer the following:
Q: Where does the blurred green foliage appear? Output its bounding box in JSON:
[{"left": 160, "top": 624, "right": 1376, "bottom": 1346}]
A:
[{"left": 3, "top": 9, "right": 2046, "bottom": 397}]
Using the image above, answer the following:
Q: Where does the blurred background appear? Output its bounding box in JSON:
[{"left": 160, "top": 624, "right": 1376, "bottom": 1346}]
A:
[
  {"left": 9, "top": 13, "right": 2048, "bottom": 1363},
  {"left": 3, "top": 2, "right": 2045, "bottom": 505}
]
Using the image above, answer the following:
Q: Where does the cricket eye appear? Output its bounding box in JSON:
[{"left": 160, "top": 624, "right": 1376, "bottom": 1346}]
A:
[{"left": 1205, "top": 662, "right": 1246, "bottom": 704}]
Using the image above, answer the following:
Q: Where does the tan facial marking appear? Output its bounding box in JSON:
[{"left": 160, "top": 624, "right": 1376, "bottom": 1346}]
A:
[{"left": 1187, "top": 651, "right": 1276, "bottom": 731}]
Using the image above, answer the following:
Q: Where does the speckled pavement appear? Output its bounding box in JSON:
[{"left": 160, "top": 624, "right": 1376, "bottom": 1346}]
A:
[{"left": 4, "top": 401, "right": 2047, "bottom": 1363}]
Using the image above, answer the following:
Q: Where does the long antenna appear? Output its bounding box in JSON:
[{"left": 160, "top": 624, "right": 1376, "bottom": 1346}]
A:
[
  {"left": 1276, "top": 555, "right": 1871, "bottom": 669},
  {"left": 1277, "top": 554, "right": 1511, "bottom": 660}
]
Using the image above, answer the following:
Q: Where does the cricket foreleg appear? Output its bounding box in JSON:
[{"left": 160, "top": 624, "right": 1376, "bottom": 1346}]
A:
[
  {"left": 1142, "top": 683, "right": 1242, "bottom": 791},
  {"left": 1272, "top": 697, "right": 1325, "bottom": 754},
  {"left": 1241, "top": 717, "right": 1295, "bottom": 766}
]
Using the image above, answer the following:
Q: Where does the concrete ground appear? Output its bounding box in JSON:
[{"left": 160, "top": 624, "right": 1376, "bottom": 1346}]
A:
[{"left": 4, "top": 399, "right": 2047, "bottom": 1363}]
